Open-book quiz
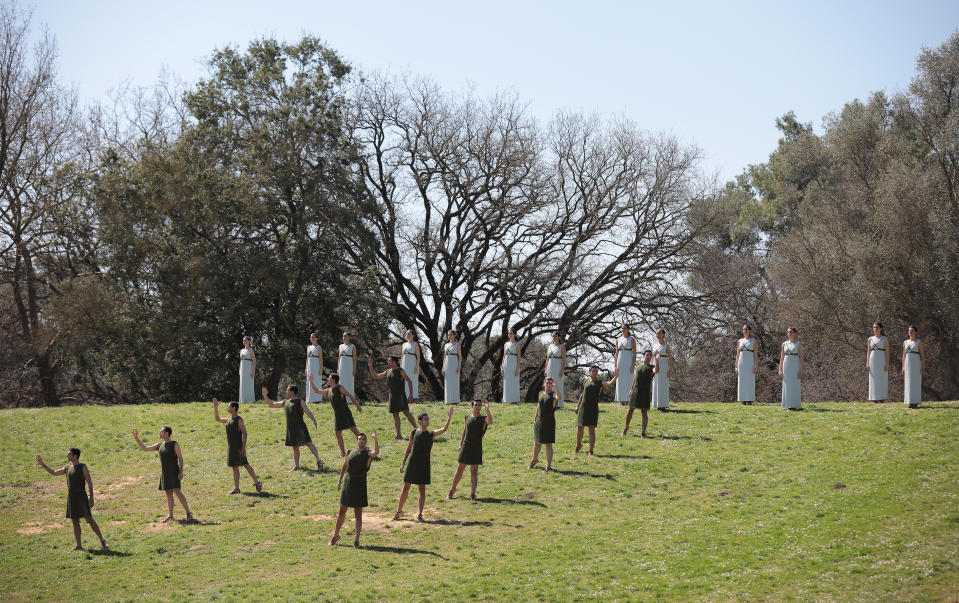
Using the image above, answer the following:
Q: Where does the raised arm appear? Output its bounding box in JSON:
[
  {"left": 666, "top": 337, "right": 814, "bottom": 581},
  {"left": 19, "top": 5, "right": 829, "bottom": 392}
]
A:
[
  {"left": 484, "top": 401, "right": 493, "bottom": 425},
  {"left": 213, "top": 398, "right": 227, "bottom": 423},
  {"left": 300, "top": 399, "right": 318, "bottom": 429},
  {"left": 260, "top": 387, "right": 284, "bottom": 408},
  {"left": 132, "top": 429, "right": 159, "bottom": 452},
  {"left": 369, "top": 430, "right": 379, "bottom": 459},
  {"left": 36, "top": 455, "right": 66, "bottom": 476},
  {"left": 367, "top": 358, "right": 387, "bottom": 380},
  {"left": 431, "top": 405, "right": 456, "bottom": 438}
]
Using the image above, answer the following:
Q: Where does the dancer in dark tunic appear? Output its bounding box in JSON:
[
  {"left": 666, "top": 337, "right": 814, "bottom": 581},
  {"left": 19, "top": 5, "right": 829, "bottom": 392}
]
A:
[
  {"left": 213, "top": 398, "right": 262, "bottom": 493},
  {"left": 368, "top": 356, "right": 417, "bottom": 439},
  {"left": 528, "top": 377, "right": 560, "bottom": 471},
  {"left": 133, "top": 426, "right": 194, "bottom": 522},
  {"left": 623, "top": 350, "right": 656, "bottom": 437},
  {"left": 447, "top": 400, "right": 493, "bottom": 500},
  {"left": 331, "top": 430, "right": 379, "bottom": 548},
  {"left": 393, "top": 405, "right": 455, "bottom": 521},
  {"left": 262, "top": 385, "right": 324, "bottom": 471},
  {"left": 574, "top": 367, "right": 618, "bottom": 456},
  {"left": 309, "top": 373, "right": 363, "bottom": 457},
  {"left": 36, "top": 449, "right": 108, "bottom": 551}
]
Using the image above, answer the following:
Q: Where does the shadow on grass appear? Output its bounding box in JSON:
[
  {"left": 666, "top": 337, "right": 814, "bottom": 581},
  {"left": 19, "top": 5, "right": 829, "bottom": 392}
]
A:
[
  {"left": 359, "top": 544, "right": 446, "bottom": 558},
  {"left": 473, "top": 497, "right": 547, "bottom": 508},
  {"left": 302, "top": 466, "right": 336, "bottom": 475},
  {"left": 661, "top": 408, "right": 716, "bottom": 414},
  {"left": 419, "top": 518, "right": 493, "bottom": 527},
  {"left": 549, "top": 469, "right": 615, "bottom": 480},
  {"left": 593, "top": 454, "right": 652, "bottom": 460},
  {"left": 658, "top": 435, "right": 712, "bottom": 441},
  {"left": 241, "top": 491, "right": 289, "bottom": 499},
  {"left": 807, "top": 407, "right": 847, "bottom": 412},
  {"left": 915, "top": 404, "right": 959, "bottom": 410},
  {"left": 179, "top": 519, "right": 220, "bottom": 526},
  {"left": 87, "top": 548, "right": 132, "bottom": 557}
]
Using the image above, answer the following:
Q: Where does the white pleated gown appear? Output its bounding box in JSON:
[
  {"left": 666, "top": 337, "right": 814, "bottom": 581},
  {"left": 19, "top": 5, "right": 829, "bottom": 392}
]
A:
[
  {"left": 781, "top": 341, "right": 801, "bottom": 409},
  {"left": 401, "top": 341, "right": 419, "bottom": 400},
  {"left": 546, "top": 343, "right": 565, "bottom": 407},
  {"left": 737, "top": 338, "right": 756, "bottom": 402},
  {"left": 651, "top": 343, "right": 670, "bottom": 409},
  {"left": 238, "top": 347, "right": 255, "bottom": 403},
  {"left": 867, "top": 336, "right": 888, "bottom": 401},
  {"left": 903, "top": 339, "right": 922, "bottom": 405},
  {"left": 615, "top": 336, "right": 635, "bottom": 403},
  {"left": 444, "top": 342, "right": 460, "bottom": 404},
  {"left": 338, "top": 343, "right": 355, "bottom": 395},
  {"left": 305, "top": 345, "right": 322, "bottom": 402},
  {"left": 502, "top": 341, "right": 520, "bottom": 403}
]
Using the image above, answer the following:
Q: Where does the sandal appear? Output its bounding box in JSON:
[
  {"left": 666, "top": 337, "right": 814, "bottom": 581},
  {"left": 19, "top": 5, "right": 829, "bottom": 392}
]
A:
[
  {"left": 255, "top": 481, "right": 263, "bottom": 493},
  {"left": 392, "top": 511, "right": 404, "bottom": 521}
]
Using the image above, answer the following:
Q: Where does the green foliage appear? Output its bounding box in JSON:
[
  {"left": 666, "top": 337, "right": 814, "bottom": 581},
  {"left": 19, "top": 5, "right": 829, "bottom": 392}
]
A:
[{"left": 1, "top": 401, "right": 957, "bottom": 600}]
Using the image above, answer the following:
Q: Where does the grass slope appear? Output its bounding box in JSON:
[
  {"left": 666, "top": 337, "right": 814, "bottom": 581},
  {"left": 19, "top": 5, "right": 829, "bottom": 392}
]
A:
[{"left": 1, "top": 401, "right": 957, "bottom": 601}]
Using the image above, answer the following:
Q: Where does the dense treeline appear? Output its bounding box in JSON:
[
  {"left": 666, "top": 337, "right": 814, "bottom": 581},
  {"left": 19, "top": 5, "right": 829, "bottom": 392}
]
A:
[{"left": 1, "top": 2, "right": 956, "bottom": 406}]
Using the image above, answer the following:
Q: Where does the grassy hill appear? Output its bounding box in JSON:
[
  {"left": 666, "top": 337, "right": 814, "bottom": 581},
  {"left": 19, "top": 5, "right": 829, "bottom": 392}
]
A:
[{"left": 1, "top": 400, "right": 957, "bottom": 601}]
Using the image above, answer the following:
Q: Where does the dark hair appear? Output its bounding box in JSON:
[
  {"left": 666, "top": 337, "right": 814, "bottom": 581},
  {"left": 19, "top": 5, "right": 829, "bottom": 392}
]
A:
[
  {"left": 357, "top": 432, "right": 367, "bottom": 439},
  {"left": 642, "top": 349, "right": 653, "bottom": 355},
  {"left": 287, "top": 385, "right": 299, "bottom": 395},
  {"left": 908, "top": 324, "right": 918, "bottom": 333},
  {"left": 161, "top": 426, "right": 173, "bottom": 436},
  {"left": 388, "top": 355, "right": 400, "bottom": 364},
  {"left": 243, "top": 335, "right": 251, "bottom": 343},
  {"left": 552, "top": 331, "right": 561, "bottom": 340},
  {"left": 417, "top": 412, "right": 429, "bottom": 421},
  {"left": 448, "top": 329, "right": 457, "bottom": 337},
  {"left": 229, "top": 401, "right": 239, "bottom": 411},
  {"left": 69, "top": 447, "right": 81, "bottom": 458},
  {"left": 405, "top": 329, "right": 416, "bottom": 340},
  {"left": 787, "top": 327, "right": 798, "bottom": 335},
  {"left": 329, "top": 373, "right": 340, "bottom": 384},
  {"left": 656, "top": 328, "right": 666, "bottom": 336},
  {"left": 343, "top": 331, "right": 352, "bottom": 338},
  {"left": 508, "top": 327, "right": 517, "bottom": 335},
  {"left": 742, "top": 324, "right": 751, "bottom": 332},
  {"left": 589, "top": 365, "right": 599, "bottom": 371},
  {"left": 622, "top": 324, "right": 630, "bottom": 334},
  {"left": 873, "top": 322, "right": 884, "bottom": 335},
  {"left": 472, "top": 399, "right": 483, "bottom": 406},
  {"left": 310, "top": 332, "right": 319, "bottom": 339}
]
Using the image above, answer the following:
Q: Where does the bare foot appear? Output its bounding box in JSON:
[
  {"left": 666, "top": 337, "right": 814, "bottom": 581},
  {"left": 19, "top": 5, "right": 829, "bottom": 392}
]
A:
[
  {"left": 587, "top": 452, "right": 594, "bottom": 457},
  {"left": 229, "top": 488, "right": 241, "bottom": 495},
  {"left": 621, "top": 430, "right": 627, "bottom": 436},
  {"left": 641, "top": 434, "right": 648, "bottom": 439},
  {"left": 574, "top": 445, "right": 581, "bottom": 454},
  {"left": 162, "top": 516, "right": 174, "bottom": 523},
  {"left": 393, "top": 435, "right": 404, "bottom": 440},
  {"left": 470, "top": 494, "right": 477, "bottom": 502},
  {"left": 353, "top": 540, "right": 360, "bottom": 548},
  {"left": 100, "top": 541, "right": 109, "bottom": 551},
  {"left": 446, "top": 491, "right": 454, "bottom": 500},
  {"left": 329, "top": 535, "right": 340, "bottom": 546},
  {"left": 71, "top": 545, "right": 83, "bottom": 551},
  {"left": 289, "top": 466, "right": 300, "bottom": 472},
  {"left": 544, "top": 466, "right": 552, "bottom": 472},
  {"left": 528, "top": 459, "right": 539, "bottom": 469}
]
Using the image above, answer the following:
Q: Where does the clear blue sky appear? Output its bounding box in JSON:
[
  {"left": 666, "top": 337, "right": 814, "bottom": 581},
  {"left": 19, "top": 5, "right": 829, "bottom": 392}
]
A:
[{"left": 33, "top": 0, "right": 959, "bottom": 182}]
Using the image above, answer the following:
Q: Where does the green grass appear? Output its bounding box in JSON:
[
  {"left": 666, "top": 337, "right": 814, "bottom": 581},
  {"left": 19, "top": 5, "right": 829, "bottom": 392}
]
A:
[{"left": 1, "top": 400, "right": 957, "bottom": 601}]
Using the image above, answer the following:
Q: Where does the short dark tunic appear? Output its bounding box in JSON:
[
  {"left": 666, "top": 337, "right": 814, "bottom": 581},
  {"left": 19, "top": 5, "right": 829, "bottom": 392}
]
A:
[
  {"left": 158, "top": 440, "right": 181, "bottom": 491},
  {"left": 578, "top": 378, "right": 603, "bottom": 427},
  {"left": 328, "top": 386, "right": 356, "bottom": 432},
  {"left": 226, "top": 416, "right": 248, "bottom": 467},
  {"left": 458, "top": 414, "right": 487, "bottom": 465},
  {"left": 340, "top": 448, "right": 370, "bottom": 508},
  {"left": 534, "top": 391, "right": 556, "bottom": 444},
  {"left": 386, "top": 368, "right": 409, "bottom": 413},
  {"left": 65, "top": 463, "right": 90, "bottom": 518},
  {"left": 284, "top": 398, "right": 312, "bottom": 446},
  {"left": 403, "top": 429, "right": 434, "bottom": 484},
  {"left": 629, "top": 364, "right": 655, "bottom": 409}
]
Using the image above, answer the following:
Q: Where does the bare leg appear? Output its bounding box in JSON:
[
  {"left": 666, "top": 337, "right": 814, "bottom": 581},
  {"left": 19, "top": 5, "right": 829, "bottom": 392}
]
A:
[
  {"left": 291, "top": 446, "right": 301, "bottom": 470},
  {"left": 403, "top": 409, "right": 416, "bottom": 428},
  {"left": 243, "top": 463, "right": 260, "bottom": 489},
  {"left": 353, "top": 508, "right": 363, "bottom": 547},
  {"left": 641, "top": 409, "right": 648, "bottom": 437},
  {"left": 529, "top": 443, "right": 542, "bottom": 468},
  {"left": 173, "top": 488, "right": 192, "bottom": 518},
  {"left": 330, "top": 505, "right": 347, "bottom": 545},
  {"left": 392, "top": 413, "right": 403, "bottom": 439},
  {"left": 469, "top": 465, "right": 479, "bottom": 499},
  {"left": 416, "top": 484, "right": 426, "bottom": 519},
  {"left": 164, "top": 490, "right": 175, "bottom": 520},
  {"left": 575, "top": 426, "right": 584, "bottom": 453},
  {"left": 230, "top": 467, "right": 241, "bottom": 493},
  {"left": 85, "top": 514, "right": 107, "bottom": 548},
  {"left": 545, "top": 444, "right": 553, "bottom": 470},
  {"left": 306, "top": 442, "right": 322, "bottom": 469},
  {"left": 588, "top": 427, "right": 596, "bottom": 455},
  {"left": 335, "top": 431, "right": 346, "bottom": 457},
  {"left": 623, "top": 408, "right": 634, "bottom": 435},
  {"left": 394, "top": 482, "right": 411, "bottom": 519},
  {"left": 71, "top": 518, "right": 82, "bottom": 550},
  {"left": 448, "top": 463, "right": 466, "bottom": 498}
]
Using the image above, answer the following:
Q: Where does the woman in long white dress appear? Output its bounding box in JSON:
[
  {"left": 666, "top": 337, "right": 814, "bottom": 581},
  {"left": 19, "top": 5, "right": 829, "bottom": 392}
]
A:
[
  {"left": 502, "top": 328, "right": 521, "bottom": 403},
  {"left": 401, "top": 330, "right": 421, "bottom": 401},
  {"left": 338, "top": 332, "right": 357, "bottom": 396},
  {"left": 239, "top": 336, "right": 256, "bottom": 403},
  {"left": 544, "top": 332, "right": 567, "bottom": 408},
  {"left": 866, "top": 322, "right": 889, "bottom": 403},
  {"left": 442, "top": 330, "right": 462, "bottom": 405},
  {"left": 735, "top": 324, "right": 757, "bottom": 405},
  {"left": 651, "top": 329, "right": 672, "bottom": 410},
  {"left": 305, "top": 332, "right": 324, "bottom": 403},
  {"left": 614, "top": 325, "right": 636, "bottom": 404},
  {"left": 901, "top": 324, "right": 925, "bottom": 408},
  {"left": 778, "top": 327, "right": 802, "bottom": 410}
]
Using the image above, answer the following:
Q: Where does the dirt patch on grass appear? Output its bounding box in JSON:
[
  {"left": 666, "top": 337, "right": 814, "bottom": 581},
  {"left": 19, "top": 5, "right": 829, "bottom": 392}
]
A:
[
  {"left": 100, "top": 476, "right": 141, "bottom": 499},
  {"left": 143, "top": 521, "right": 176, "bottom": 533},
  {"left": 17, "top": 520, "right": 62, "bottom": 535},
  {"left": 110, "top": 520, "right": 127, "bottom": 526},
  {"left": 303, "top": 514, "right": 335, "bottom": 522}
]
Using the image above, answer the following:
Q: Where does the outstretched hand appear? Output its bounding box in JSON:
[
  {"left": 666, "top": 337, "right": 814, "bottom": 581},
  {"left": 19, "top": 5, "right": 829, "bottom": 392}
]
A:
[
  {"left": 132, "top": 428, "right": 139, "bottom": 438},
  {"left": 260, "top": 386, "right": 268, "bottom": 398},
  {"left": 213, "top": 397, "right": 219, "bottom": 406},
  {"left": 448, "top": 405, "right": 456, "bottom": 417},
  {"left": 35, "top": 454, "right": 43, "bottom": 465}
]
